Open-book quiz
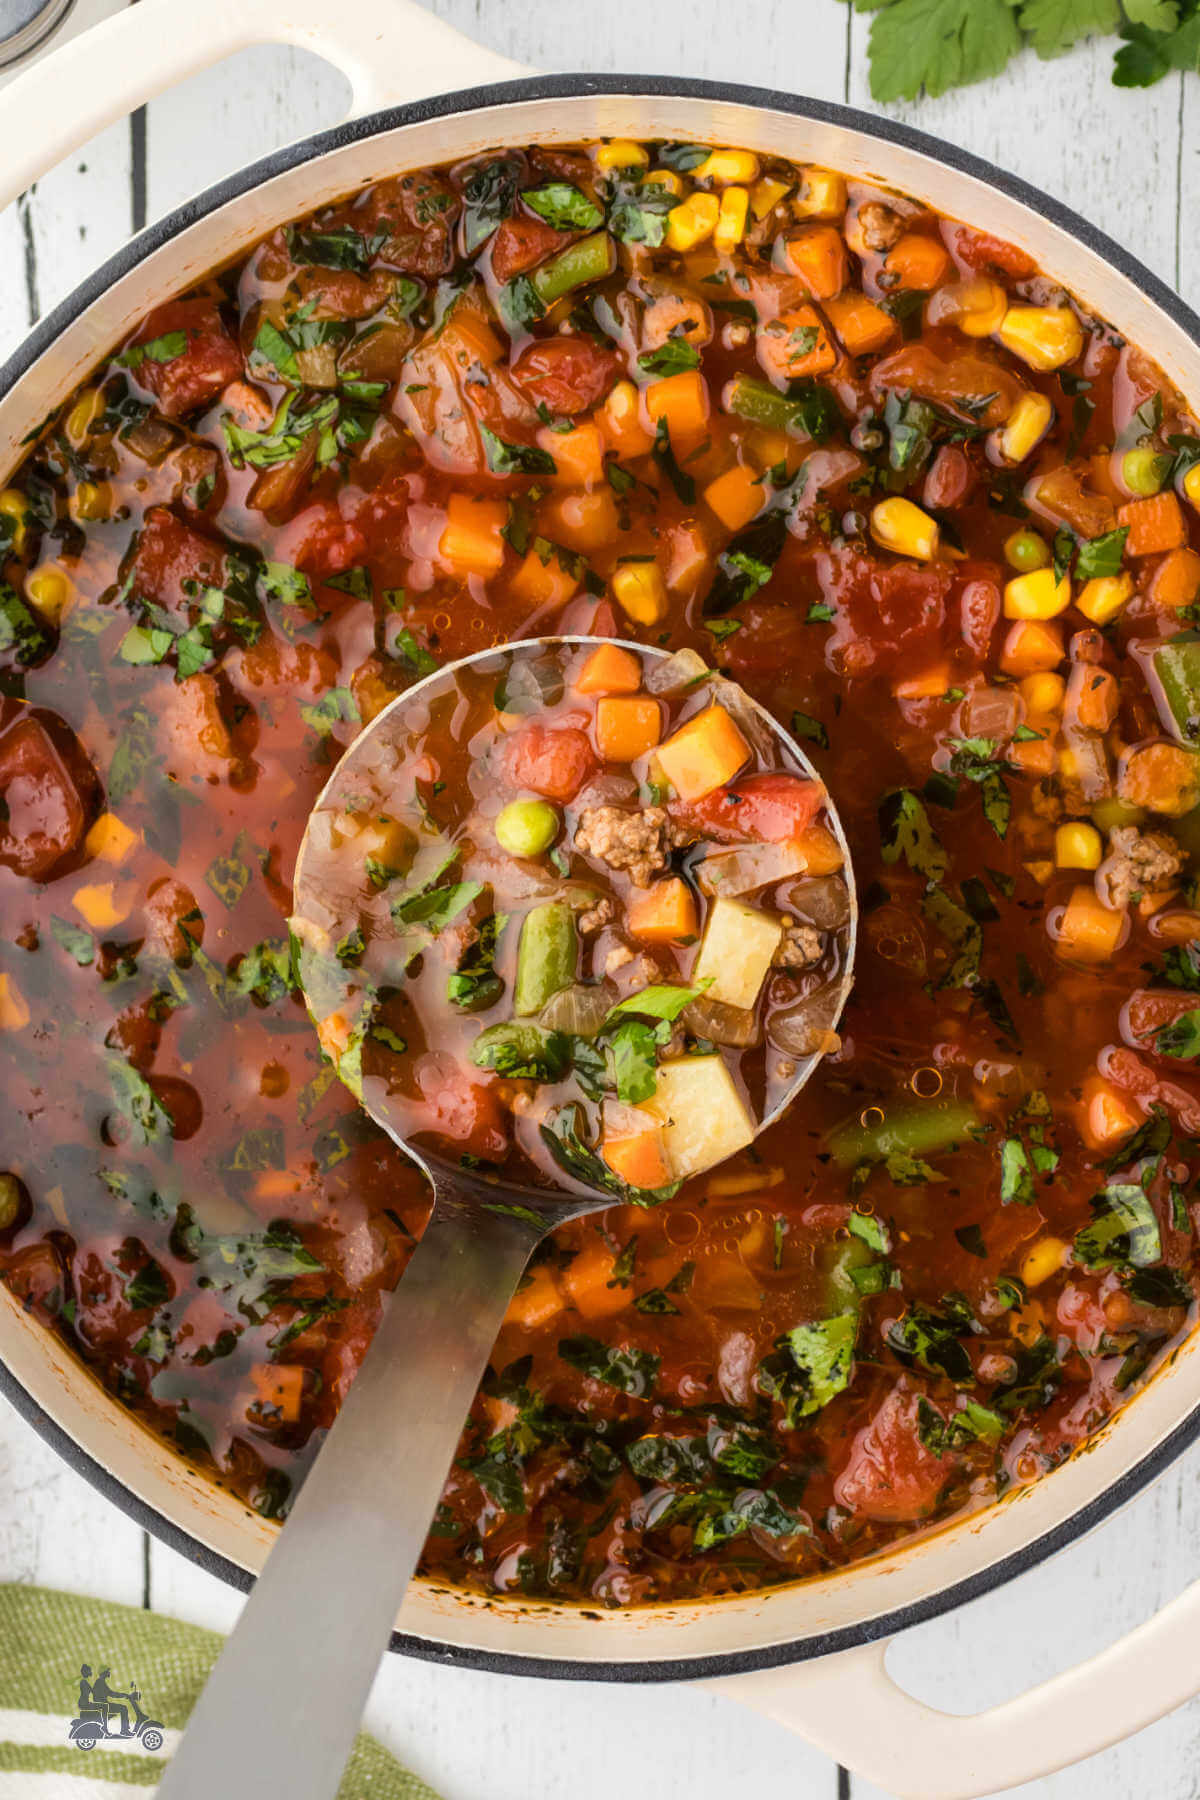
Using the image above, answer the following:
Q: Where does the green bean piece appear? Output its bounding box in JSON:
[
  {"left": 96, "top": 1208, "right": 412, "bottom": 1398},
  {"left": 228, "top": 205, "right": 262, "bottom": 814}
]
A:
[
  {"left": 0, "top": 1174, "right": 23, "bottom": 1233},
  {"left": 532, "top": 232, "right": 616, "bottom": 304},
  {"left": 495, "top": 798, "right": 559, "bottom": 859},
  {"left": 1152, "top": 635, "right": 1200, "bottom": 746},
  {"left": 513, "top": 902, "right": 578, "bottom": 1017},
  {"left": 827, "top": 1099, "right": 980, "bottom": 1169}
]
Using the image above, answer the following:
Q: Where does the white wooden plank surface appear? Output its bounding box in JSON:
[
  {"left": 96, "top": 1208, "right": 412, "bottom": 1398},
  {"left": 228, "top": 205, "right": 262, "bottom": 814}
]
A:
[{"left": 2, "top": 5, "right": 1200, "bottom": 1796}]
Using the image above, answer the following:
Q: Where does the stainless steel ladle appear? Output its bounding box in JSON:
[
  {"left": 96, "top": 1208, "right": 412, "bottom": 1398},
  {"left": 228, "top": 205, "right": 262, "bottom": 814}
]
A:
[{"left": 158, "top": 636, "right": 858, "bottom": 1800}]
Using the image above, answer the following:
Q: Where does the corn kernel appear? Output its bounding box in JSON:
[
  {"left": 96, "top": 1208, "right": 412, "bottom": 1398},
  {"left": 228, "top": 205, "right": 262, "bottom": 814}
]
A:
[
  {"left": 1055, "top": 822, "right": 1103, "bottom": 870},
  {"left": 750, "top": 175, "right": 791, "bottom": 220},
  {"left": 1021, "top": 1236, "right": 1068, "bottom": 1289},
  {"left": 0, "top": 974, "right": 29, "bottom": 1033},
  {"left": 1019, "top": 671, "right": 1066, "bottom": 714},
  {"left": 1184, "top": 463, "right": 1200, "bottom": 511},
  {"left": 26, "top": 566, "right": 73, "bottom": 623},
  {"left": 1025, "top": 859, "right": 1055, "bottom": 887},
  {"left": 644, "top": 169, "right": 683, "bottom": 196},
  {"left": 1076, "top": 572, "right": 1133, "bottom": 626},
  {"left": 713, "top": 186, "right": 749, "bottom": 254},
  {"left": 794, "top": 168, "right": 846, "bottom": 219},
  {"left": 994, "top": 392, "right": 1054, "bottom": 464},
  {"left": 65, "top": 387, "right": 102, "bottom": 447},
  {"left": 955, "top": 279, "right": 1008, "bottom": 338},
  {"left": 1004, "top": 567, "right": 1072, "bottom": 620},
  {"left": 695, "top": 148, "right": 759, "bottom": 185},
  {"left": 870, "top": 496, "right": 939, "bottom": 562},
  {"left": 996, "top": 305, "right": 1084, "bottom": 372},
  {"left": 665, "top": 192, "right": 720, "bottom": 253},
  {"left": 85, "top": 811, "right": 140, "bottom": 866},
  {"left": 71, "top": 480, "right": 111, "bottom": 523},
  {"left": 612, "top": 562, "right": 668, "bottom": 626},
  {"left": 0, "top": 488, "right": 29, "bottom": 554},
  {"left": 594, "top": 139, "right": 648, "bottom": 171}
]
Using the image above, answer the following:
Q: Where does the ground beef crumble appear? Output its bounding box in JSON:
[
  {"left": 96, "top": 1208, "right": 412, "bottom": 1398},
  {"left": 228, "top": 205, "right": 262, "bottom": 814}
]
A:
[
  {"left": 858, "top": 202, "right": 904, "bottom": 252},
  {"left": 574, "top": 805, "right": 694, "bottom": 888},
  {"left": 774, "top": 923, "right": 824, "bottom": 969},
  {"left": 577, "top": 896, "right": 616, "bottom": 936},
  {"left": 1099, "top": 825, "right": 1185, "bottom": 910}
]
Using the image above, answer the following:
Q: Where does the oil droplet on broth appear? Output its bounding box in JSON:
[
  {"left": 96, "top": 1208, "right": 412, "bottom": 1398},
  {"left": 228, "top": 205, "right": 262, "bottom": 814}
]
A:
[{"left": 664, "top": 1210, "right": 701, "bottom": 1246}]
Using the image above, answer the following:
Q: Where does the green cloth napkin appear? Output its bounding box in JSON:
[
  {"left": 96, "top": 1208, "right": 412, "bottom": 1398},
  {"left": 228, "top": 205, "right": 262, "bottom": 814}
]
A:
[{"left": 0, "top": 1582, "right": 442, "bottom": 1796}]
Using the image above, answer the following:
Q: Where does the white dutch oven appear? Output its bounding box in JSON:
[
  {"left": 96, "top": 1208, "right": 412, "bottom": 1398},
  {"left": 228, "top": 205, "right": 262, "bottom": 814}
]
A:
[{"left": 3, "top": 6, "right": 1200, "bottom": 1793}]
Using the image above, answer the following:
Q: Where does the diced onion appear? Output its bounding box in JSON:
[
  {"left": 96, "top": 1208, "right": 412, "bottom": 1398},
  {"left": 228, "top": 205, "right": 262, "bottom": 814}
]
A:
[
  {"left": 644, "top": 647, "right": 710, "bottom": 695},
  {"left": 682, "top": 995, "right": 761, "bottom": 1048},
  {"left": 538, "top": 981, "right": 617, "bottom": 1038},
  {"left": 767, "top": 983, "right": 841, "bottom": 1057},
  {"left": 699, "top": 840, "right": 809, "bottom": 897},
  {"left": 781, "top": 875, "right": 851, "bottom": 929}
]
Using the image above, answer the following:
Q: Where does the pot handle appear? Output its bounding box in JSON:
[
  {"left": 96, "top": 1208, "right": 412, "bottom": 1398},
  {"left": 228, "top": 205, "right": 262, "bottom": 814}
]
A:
[
  {"left": 0, "top": 0, "right": 531, "bottom": 215},
  {"left": 706, "top": 1569, "right": 1200, "bottom": 1799}
]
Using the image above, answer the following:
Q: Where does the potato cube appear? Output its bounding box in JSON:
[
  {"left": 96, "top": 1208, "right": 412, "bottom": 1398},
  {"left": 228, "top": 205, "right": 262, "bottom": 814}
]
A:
[
  {"left": 692, "top": 896, "right": 782, "bottom": 1010},
  {"left": 644, "top": 1055, "right": 756, "bottom": 1181}
]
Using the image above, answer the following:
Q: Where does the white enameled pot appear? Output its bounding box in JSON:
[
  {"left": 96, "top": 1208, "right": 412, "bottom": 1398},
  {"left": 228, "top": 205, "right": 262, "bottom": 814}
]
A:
[{"left": 3, "top": 7, "right": 1200, "bottom": 1794}]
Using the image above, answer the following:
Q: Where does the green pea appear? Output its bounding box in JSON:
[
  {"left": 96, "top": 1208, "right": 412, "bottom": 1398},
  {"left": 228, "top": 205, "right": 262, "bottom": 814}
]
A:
[
  {"left": 1090, "top": 796, "right": 1145, "bottom": 834},
  {"left": 1122, "top": 447, "right": 1171, "bottom": 497},
  {"left": 495, "top": 798, "right": 559, "bottom": 859},
  {"left": 1004, "top": 528, "right": 1050, "bottom": 573},
  {"left": 0, "top": 1174, "right": 24, "bottom": 1234}
]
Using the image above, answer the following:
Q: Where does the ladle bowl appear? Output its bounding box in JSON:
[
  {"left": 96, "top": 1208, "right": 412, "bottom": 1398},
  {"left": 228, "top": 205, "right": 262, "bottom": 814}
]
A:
[{"left": 158, "top": 636, "right": 857, "bottom": 1800}]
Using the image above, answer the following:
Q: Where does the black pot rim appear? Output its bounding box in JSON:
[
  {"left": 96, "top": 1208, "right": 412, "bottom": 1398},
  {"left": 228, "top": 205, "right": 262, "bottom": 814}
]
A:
[{"left": 4, "top": 69, "right": 1200, "bottom": 1685}]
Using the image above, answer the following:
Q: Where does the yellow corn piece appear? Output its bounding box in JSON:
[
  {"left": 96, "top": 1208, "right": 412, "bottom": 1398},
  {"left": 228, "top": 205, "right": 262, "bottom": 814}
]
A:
[
  {"left": 870, "top": 497, "right": 939, "bottom": 562},
  {"left": 85, "top": 812, "right": 140, "bottom": 866},
  {"left": 695, "top": 148, "right": 759, "bottom": 185},
  {"left": 0, "top": 974, "right": 29, "bottom": 1033},
  {"left": 954, "top": 279, "right": 1008, "bottom": 338},
  {"left": 0, "top": 489, "right": 29, "bottom": 554},
  {"left": 1004, "top": 567, "right": 1072, "bottom": 620},
  {"left": 65, "top": 387, "right": 103, "bottom": 447},
  {"left": 1019, "top": 671, "right": 1066, "bottom": 714},
  {"left": 794, "top": 168, "right": 846, "bottom": 219},
  {"left": 994, "top": 392, "right": 1054, "bottom": 463},
  {"left": 644, "top": 169, "right": 683, "bottom": 197},
  {"left": 71, "top": 480, "right": 111, "bottom": 523},
  {"left": 665, "top": 192, "right": 720, "bottom": 252},
  {"left": 25, "top": 565, "right": 73, "bottom": 623},
  {"left": 594, "top": 139, "right": 648, "bottom": 171},
  {"left": 997, "top": 305, "right": 1084, "bottom": 372},
  {"left": 713, "top": 186, "right": 749, "bottom": 254},
  {"left": 1183, "top": 463, "right": 1200, "bottom": 510},
  {"left": 73, "top": 881, "right": 135, "bottom": 932},
  {"left": 612, "top": 562, "right": 668, "bottom": 626},
  {"left": 749, "top": 175, "right": 791, "bottom": 220},
  {"left": 1021, "top": 1236, "right": 1067, "bottom": 1289},
  {"left": 1055, "top": 822, "right": 1103, "bottom": 870},
  {"left": 1076, "top": 571, "right": 1133, "bottom": 626}
]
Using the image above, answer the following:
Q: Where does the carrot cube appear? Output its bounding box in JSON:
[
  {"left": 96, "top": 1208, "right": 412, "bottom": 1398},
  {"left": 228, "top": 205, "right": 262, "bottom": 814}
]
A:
[
  {"left": 601, "top": 1132, "right": 671, "bottom": 1194},
  {"left": 1118, "top": 742, "right": 1200, "bottom": 817},
  {"left": 657, "top": 704, "right": 751, "bottom": 800},
  {"left": 0, "top": 973, "right": 29, "bottom": 1033},
  {"left": 703, "top": 463, "right": 765, "bottom": 532},
  {"left": 510, "top": 545, "right": 579, "bottom": 608},
  {"left": 894, "top": 662, "right": 951, "bottom": 701},
  {"left": 1066, "top": 663, "right": 1119, "bottom": 733},
  {"left": 1117, "top": 491, "right": 1187, "bottom": 557},
  {"left": 250, "top": 1363, "right": 305, "bottom": 1423},
  {"left": 1149, "top": 547, "right": 1200, "bottom": 610},
  {"left": 793, "top": 822, "right": 844, "bottom": 875},
  {"left": 1079, "top": 1076, "right": 1144, "bottom": 1153},
  {"left": 1000, "top": 619, "right": 1065, "bottom": 676},
  {"left": 627, "top": 877, "right": 699, "bottom": 943},
  {"left": 884, "top": 233, "right": 951, "bottom": 292},
  {"left": 1056, "top": 885, "right": 1127, "bottom": 964},
  {"left": 643, "top": 370, "right": 711, "bottom": 453},
  {"left": 562, "top": 1240, "right": 632, "bottom": 1319},
  {"left": 823, "top": 293, "right": 897, "bottom": 356},
  {"left": 439, "top": 493, "right": 507, "bottom": 576},
  {"left": 541, "top": 420, "right": 605, "bottom": 488},
  {"left": 595, "top": 695, "right": 662, "bottom": 762},
  {"left": 757, "top": 305, "right": 837, "bottom": 383},
  {"left": 575, "top": 643, "right": 643, "bottom": 696},
  {"left": 506, "top": 1263, "right": 563, "bottom": 1330},
  {"left": 780, "top": 225, "right": 847, "bottom": 299}
]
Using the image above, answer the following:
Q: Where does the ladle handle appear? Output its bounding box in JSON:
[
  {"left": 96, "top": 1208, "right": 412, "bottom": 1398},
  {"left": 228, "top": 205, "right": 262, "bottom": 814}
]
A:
[{"left": 156, "top": 1194, "right": 542, "bottom": 1800}]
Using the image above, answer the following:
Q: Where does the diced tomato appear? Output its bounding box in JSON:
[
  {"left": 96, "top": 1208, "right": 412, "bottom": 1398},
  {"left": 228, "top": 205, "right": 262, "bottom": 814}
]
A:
[
  {"left": 127, "top": 506, "right": 226, "bottom": 613},
  {"left": 953, "top": 226, "right": 1038, "bottom": 281},
  {"left": 2, "top": 1241, "right": 67, "bottom": 1324},
  {"left": 833, "top": 1383, "right": 950, "bottom": 1523},
  {"left": 511, "top": 337, "right": 620, "bottom": 415},
  {"left": 504, "top": 723, "right": 596, "bottom": 801},
  {"left": 0, "top": 712, "right": 96, "bottom": 880},
  {"left": 271, "top": 501, "right": 368, "bottom": 578},
  {"left": 491, "top": 215, "right": 564, "bottom": 283},
  {"left": 870, "top": 343, "right": 1020, "bottom": 428},
  {"left": 1123, "top": 988, "right": 1200, "bottom": 1060},
  {"left": 671, "top": 771, "right": 824, "bottom": 844},
  {"left": 1101, "top": 1045, "right": 1200, "bottom": 1136},
  {"left": 822, "top": 548, "right": 951, "bottom": 677},
  {"left": 126, "top": 298, "right": 243, "bottom": 420},
  {"left": 415, "top": 1053, "right": 510, "bottom": 1160}
]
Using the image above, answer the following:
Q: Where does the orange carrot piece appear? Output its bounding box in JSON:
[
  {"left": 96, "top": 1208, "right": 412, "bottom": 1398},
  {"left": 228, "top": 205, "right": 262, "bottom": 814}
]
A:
[
  {"left": 509, "top": 544, "right": 579, "bottom": 607},
  {"left": 542, "top": 420, "right": 605, "bottom": 487},
  {"left": 643, "top": 370, "right": 711, "bottom": 453},
  {"left": 562, "top": 1240, "right": 632, "bottom": 1319},
  {"left": 1065, "top": 663, "right": 1119, "bottom": 733},
  {"left": 575, "top": 643, "right": 643, "bottom": 696},
  {"left": 884, "top": 233, "right": 952, "bottom": 292},
  {"left": 1119, "top": 741, "right": 1200, "bottom": 816},
  {"left": 1078, "top": 1076, "right": 1145, "bottom": 1153},
  {"left": 250, "top": 1363, "right": 305, "bottom": 1423},
  {"left": 595, "top": 695, "right": 662, "bottom": 762},
  {"left": 1149, "top": 547, "right": 1200, "bottom": 610},
  {"left": 1056, "top": 886, "right": 1126, "bottom": 964},
  {"left": 1000, "top": 619, "right": 1065, "bottom": 677},
  {"left": 823, "top": 293, "right": 897, "bottom": 356},
  {"left": 793, "top": 822, "right": 844, "bottom": 875},
  {"left": 627, "top": 877, "right": 699, "bottom": 943},
  {"left": 657, "top": 704, "right": 751, "bottom": 800},
  {"left": 439, "top": 493, "right": 507, "bottom": 576},
  {"left": 602, "top": 1133, "right": 671, "bottom": 1193},
  {"left": 506, "top": 1264, "right": 564, "bottom": 1330},
  {"left": 702, "top": 462, "right": 765, "bottom": 532},
  {"left": 781, "top": 225, "right": 847, "bottom": 300},
  {"left": 1117, "top": 491, "right": 1187, "bottom": 556},
  {"left": 757, "top": 305, "right": 837, "bottom": 383}
]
